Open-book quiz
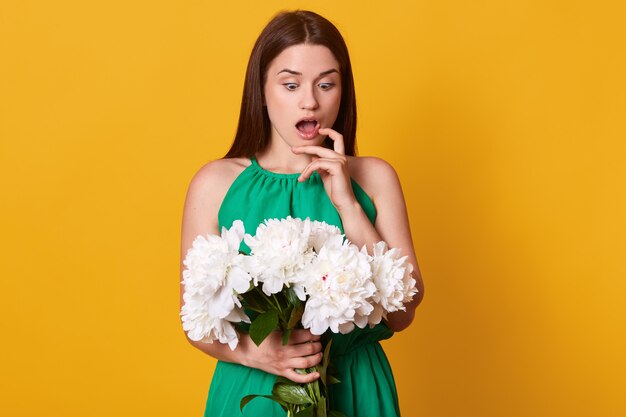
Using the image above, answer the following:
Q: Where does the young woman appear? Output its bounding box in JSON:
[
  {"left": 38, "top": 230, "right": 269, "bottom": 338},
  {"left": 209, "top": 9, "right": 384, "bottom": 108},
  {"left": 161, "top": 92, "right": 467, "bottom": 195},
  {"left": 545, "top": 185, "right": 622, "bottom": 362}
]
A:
[{"left": 180, "top": 10, "right": 424, "bottom": 417}]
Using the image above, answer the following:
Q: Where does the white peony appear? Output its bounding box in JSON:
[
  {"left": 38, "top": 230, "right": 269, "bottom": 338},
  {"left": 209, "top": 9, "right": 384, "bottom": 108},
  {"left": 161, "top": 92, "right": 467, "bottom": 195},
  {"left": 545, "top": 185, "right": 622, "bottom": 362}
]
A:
[
  {"left": 180, "top": 304, "right": 249, "bottom": 350},
  {"left": 368, "top": 241, "right": 418, "bottom": 326},
  {"left": 308, "top": 220, "right": 343, "bottom": 253},
  {"left": 244, "top": 217, "right": 314, "bottom": 299},
  {"left": 180, "top": 220, "right": 251, "bottom": 350},
  {"left": 301, "top": 235, "right": 376, "bottom": 335}
]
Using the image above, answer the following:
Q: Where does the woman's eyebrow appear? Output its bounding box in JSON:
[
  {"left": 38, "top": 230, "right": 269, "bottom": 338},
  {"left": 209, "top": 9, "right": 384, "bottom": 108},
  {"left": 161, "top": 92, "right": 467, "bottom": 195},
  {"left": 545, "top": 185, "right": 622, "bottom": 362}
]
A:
[
  {"left": 276, "top": 68, "right": 339, "bottom": 76},
  {"left": 318, "top": 69, "right": 339, "bottom": 76}
]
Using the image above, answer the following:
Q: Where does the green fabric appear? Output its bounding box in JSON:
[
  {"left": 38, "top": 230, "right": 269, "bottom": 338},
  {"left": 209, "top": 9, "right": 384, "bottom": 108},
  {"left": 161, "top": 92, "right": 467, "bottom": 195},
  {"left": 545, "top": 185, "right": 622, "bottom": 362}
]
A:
[{"left": 204, "top": 157, "right": 400, "bottom": 417}]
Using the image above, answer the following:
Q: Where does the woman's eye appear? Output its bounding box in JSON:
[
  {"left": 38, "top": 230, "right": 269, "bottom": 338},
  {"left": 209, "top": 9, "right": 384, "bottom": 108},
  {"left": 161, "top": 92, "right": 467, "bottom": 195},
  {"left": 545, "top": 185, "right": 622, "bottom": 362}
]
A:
[
  {"left": 318, "top": 82, "right": 335, "bottom": 91},
  {"left": 283, "top": 83, "right": 298, "bottom": 91}
]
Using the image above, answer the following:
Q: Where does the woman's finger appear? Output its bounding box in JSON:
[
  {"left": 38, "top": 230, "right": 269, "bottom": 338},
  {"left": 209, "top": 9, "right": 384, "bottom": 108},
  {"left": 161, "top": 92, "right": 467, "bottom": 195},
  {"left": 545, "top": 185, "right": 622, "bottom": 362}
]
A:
[
  {"left": 286, "top": 353, "right": 323, "bottom": 370},
  {"left": 288, "top": 329, "right": 321, "bottom": 344},
  {"left": 285, "top": 341, "right": 322, "bottom": 358},
  {"left": 284, "top": 368, "right": 320, "bottom": 384},
  {"left": 292, "top": 144, "right": 340, "bottom": 159},
  {"left": 318, "top": 127, "right": 345, "bottom": 155},
  {"left": 299, "top": 158, "right": 345, "bottom": 182}
]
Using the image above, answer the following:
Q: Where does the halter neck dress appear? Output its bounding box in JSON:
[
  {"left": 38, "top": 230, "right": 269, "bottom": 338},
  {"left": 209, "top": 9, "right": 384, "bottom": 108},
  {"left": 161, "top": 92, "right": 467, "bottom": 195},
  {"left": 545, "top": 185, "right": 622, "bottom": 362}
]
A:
[{"left": 204, "top": 157, "right": 401, "bottom": 417}]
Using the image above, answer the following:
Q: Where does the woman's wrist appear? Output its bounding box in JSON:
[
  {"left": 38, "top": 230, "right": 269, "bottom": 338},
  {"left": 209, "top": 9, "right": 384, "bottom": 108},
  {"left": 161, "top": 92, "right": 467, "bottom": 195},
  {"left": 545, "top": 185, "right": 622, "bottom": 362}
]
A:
[
  {"left": 234, "top": 334, "right": 254, "bottom": 368},
  {"left": 339, "top": 201, "right": 382, "bottom": 251},
  {"left": 336, "top": 199, "right": 363, "bottom": 219}
]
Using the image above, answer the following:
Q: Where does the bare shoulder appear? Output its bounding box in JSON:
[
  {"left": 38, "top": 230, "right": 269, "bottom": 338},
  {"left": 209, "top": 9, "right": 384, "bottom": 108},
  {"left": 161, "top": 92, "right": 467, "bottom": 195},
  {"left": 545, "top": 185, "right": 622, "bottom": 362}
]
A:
[
  {"left": 182, "top": 157, "right": 250, "bottom": 231},
  {"left": 186, "top": 157, "right": 250, "bottom": 198},
  {"left": 347, "top": 156, "right": 401, "bottom": 200}
]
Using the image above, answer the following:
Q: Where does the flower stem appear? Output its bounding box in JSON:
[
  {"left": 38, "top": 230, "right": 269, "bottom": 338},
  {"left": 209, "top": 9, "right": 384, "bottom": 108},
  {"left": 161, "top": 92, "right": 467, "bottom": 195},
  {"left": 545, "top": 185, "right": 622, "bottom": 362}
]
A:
[
  {"left": 254, "top": 286, "right": 282, "bottom": 313},
  {"left": 272, "top": 293, "right": 283, "bottom": 314},
  {"left": 306, "top": 378, "right": 318, "bottom": 405}
]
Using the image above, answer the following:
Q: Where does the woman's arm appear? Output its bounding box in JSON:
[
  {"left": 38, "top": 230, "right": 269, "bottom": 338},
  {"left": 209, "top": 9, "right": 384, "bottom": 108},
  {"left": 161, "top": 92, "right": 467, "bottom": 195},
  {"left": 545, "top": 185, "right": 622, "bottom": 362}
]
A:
[
  {"left": 180, "top": 159, "right": 322, "bottom": 383},
  {"left": 293, "top": 130, "right": 424, "bottom": 332},
  {"left": 347, "top": 157, "right": 424, "bottom": 332}
]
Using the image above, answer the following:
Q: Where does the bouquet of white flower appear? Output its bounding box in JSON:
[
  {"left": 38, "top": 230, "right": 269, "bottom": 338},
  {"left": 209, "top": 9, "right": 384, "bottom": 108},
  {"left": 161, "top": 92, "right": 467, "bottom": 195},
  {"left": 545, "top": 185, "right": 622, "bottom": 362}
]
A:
[{"left": 180, "top": 217, "right": 417, "bottom": 417}]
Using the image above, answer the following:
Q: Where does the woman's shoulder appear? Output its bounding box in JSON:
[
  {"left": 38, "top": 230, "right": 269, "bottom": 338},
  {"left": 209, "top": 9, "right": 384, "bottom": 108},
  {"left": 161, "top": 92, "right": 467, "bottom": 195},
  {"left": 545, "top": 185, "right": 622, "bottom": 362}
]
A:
[
  {"left": 347, "top": 156, "right": 401, "bottom": 199},
  {"left": 347, "top": 155, "right": 397, "bottom": 173},
  {"left": 190, "top": 157, "right": 250, "bottom": 185},
  {"left": 186, "top": 157, "right": 251, "bottom": 202},
  {"left": 181, "top": 158, "right": 252, "bottom": 253}
]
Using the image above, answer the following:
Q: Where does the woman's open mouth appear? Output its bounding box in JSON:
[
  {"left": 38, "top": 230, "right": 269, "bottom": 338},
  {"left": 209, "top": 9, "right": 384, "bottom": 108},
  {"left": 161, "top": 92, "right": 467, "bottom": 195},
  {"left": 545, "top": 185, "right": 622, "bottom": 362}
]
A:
[{"left": 295, "top": 119, "right": 321, "bottom": 139}]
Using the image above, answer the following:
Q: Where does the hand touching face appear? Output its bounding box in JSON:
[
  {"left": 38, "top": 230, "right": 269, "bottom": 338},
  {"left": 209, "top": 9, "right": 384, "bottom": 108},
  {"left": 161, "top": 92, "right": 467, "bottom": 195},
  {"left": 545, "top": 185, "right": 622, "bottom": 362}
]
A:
[{"left": 292, "top": 127, "right": 358, "bottom": 213}]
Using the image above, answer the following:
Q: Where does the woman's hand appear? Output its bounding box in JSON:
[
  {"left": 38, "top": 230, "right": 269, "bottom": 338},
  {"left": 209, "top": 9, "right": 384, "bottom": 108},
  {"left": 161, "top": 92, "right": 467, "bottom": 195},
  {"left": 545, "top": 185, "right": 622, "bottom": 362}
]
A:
[
  {"left": 292, "top": 128, "right": 358, "bottom": 213},
  {"left": 241, "top": 329, "right": 323, "bottom": 384}
]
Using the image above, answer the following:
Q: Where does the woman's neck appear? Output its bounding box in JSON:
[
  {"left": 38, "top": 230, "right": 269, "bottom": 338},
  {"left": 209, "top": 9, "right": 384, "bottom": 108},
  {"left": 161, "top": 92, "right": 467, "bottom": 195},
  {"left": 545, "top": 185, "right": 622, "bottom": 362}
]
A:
[{"left": 255, "top": 136, "right": 315, "bottom": 174}]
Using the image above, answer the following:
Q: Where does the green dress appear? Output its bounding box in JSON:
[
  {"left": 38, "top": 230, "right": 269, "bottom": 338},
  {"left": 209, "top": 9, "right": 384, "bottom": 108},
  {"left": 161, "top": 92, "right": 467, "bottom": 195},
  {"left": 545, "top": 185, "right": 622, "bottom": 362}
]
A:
[{"left": 204, "top": 157, "right": 401, "bottom": 417}]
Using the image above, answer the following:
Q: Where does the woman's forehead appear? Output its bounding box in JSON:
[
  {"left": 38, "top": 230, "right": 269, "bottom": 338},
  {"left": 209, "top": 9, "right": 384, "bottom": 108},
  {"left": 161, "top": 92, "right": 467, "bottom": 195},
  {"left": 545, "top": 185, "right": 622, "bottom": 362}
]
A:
[{"left": 268, "top": 44, "right": 340, "bottom": 76}]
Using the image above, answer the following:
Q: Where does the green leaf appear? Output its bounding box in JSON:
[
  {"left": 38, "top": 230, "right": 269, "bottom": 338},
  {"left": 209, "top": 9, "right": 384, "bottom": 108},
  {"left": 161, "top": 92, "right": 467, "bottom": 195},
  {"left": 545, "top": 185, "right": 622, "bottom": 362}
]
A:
[
  {"left": 249, "top": 310, "right": 279, "bottom": 346},
  {"left": 285, "top": 286, "right": 303, "bottom": 307},
  {"left": 327, "top": 374, "right": 341, "bottom": 385},
  {"left": 240, "top": 291, "right": 266, "bottom": 312},
  {"left": 275, "top": 376, "right": 297, "bottom": 386},
  {"left": 323, "top": 339, "right": 333, "bottom": 369},
  {"left": 329, "top": 411, "right": 347, "bottom": 417},
  {"left": 273, "top": 383, "right": 314, "bottom": 405},
  {"left": 281, "top": 304, "right": 293, "bottom": 323},
  {"left": 318, "top": 339, "right": 342, "bottom": 386},
  {"left": 290, "top": 370, "right": 322, "bottom": 404},
  {"left": 287, "top": 303, "right": 305, "bottom": 329},
  {"left": 295, "top": 404, "right": 315, "bottom": 417},
  {"left": 240, "top": 394, "right": 288, "bottom": 412},
  {"left": 319, "top": 340, "right": 332, "bottom": 386},
  {"left": 316, "top": 396, "right": 326, "bottom": 417},
  {"left": 311, "top": 376, "right": 321, "bottom": 399},
  {"left": 240, "top": 395, "right": 257, "bottom": 411}
]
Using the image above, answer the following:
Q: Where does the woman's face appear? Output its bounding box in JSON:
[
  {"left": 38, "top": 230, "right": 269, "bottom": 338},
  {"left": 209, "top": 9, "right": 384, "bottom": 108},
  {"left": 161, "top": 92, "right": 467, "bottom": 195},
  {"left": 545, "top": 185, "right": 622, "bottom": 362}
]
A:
[{"left": 263, "top": 43, "right": 342, "bottom": 149}]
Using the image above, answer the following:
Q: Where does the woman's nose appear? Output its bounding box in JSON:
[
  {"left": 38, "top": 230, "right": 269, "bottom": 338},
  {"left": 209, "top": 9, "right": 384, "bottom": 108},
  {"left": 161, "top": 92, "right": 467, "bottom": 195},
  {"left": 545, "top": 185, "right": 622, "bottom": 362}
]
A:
[{"left": 299, "top": 87, "right": 319, "bottom": 110}]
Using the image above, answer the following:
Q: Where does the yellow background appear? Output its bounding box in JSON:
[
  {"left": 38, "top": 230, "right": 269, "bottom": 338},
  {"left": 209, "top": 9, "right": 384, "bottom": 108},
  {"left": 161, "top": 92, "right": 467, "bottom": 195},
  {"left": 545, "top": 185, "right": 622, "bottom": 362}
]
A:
[{"left": 1, "top": 0, "right": 624, "bottom": 416}]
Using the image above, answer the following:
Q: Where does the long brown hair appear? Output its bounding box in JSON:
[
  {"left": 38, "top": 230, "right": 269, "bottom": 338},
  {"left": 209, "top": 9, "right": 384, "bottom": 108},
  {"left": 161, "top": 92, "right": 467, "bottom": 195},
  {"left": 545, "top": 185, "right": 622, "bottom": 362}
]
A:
[{"left": 224, "top": 10, "right": 357, "bottom": 158}]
